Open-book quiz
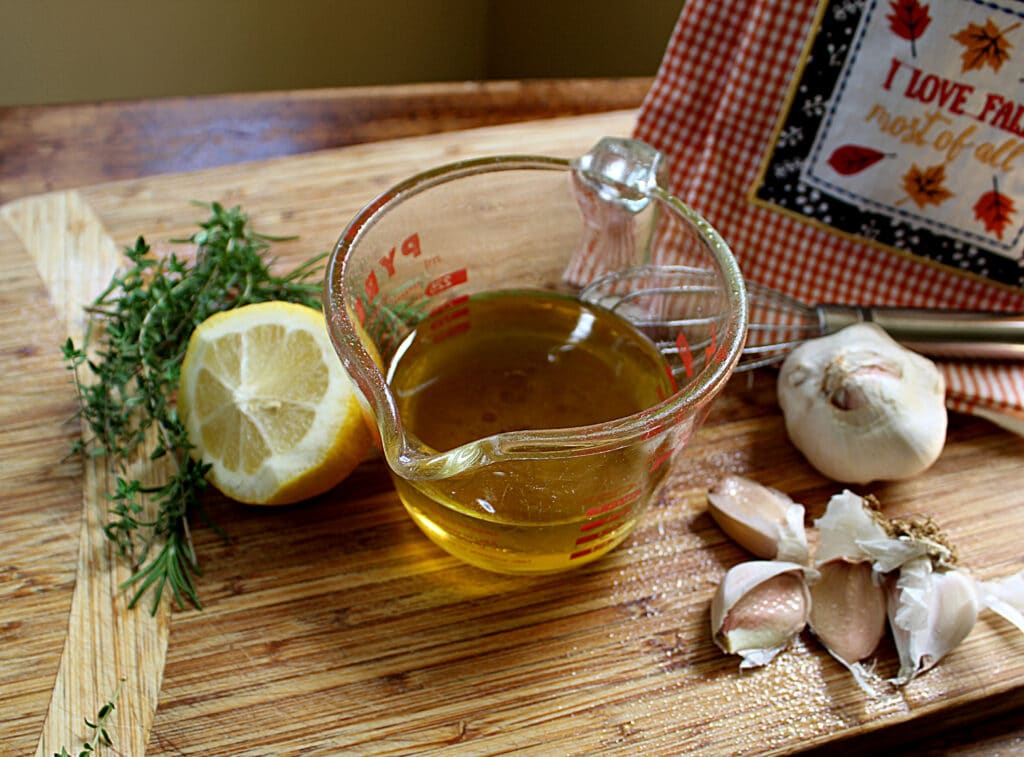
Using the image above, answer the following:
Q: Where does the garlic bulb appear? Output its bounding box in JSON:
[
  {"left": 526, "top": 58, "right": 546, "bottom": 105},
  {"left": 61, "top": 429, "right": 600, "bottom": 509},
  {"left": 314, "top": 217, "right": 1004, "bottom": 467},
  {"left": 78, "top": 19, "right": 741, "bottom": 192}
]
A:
[
  {"left": 777, "top": 323, "right": 947, "bottom": 484},
  {"left": 710, "top": 560, "right": 814, "bottom": 669},
  {"left": 707, "top": 474, "right": 809, "bottom": 563}
]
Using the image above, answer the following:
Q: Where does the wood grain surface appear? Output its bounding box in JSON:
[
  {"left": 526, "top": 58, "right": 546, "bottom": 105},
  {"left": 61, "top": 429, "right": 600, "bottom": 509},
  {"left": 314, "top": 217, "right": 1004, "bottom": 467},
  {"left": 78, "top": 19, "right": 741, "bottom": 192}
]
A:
[
  {"left": 2, "top": 111, "right": 1023, "bottom": 756},
  {"left": 0, "top": 78, "right": 653, "bottom": 206},
  {"left": 2, "top": 192, "right": 171, "bottom": 757}
]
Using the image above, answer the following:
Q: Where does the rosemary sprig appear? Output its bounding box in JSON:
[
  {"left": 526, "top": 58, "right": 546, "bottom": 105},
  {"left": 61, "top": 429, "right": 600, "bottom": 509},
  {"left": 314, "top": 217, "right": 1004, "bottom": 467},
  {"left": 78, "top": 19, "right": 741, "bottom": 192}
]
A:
[
  {"left": 54, "top": 678, "right": 125, "bottom": 756},
  {"left": 63, "top": 202, "right": 325, "bottom": 614}
]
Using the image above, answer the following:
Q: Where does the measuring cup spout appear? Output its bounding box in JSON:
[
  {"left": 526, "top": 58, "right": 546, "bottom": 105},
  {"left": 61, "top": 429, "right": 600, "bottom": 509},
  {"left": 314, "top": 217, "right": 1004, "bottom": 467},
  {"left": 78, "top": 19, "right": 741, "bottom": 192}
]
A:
[{"left": 322, "top": 300, "right": 487, "bottom": 482}]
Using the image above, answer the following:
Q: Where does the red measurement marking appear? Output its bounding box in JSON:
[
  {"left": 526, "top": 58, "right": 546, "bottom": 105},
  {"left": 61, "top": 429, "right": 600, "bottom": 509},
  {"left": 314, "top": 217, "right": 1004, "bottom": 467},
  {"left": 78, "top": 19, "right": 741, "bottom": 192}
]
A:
[
  {"left": 570, "top": 534, "right": 617, "bottom": 560},
  {"left": 431, "top": 321, "right": 471, "bottom": 344},
  {"left": 585, "top": 488, "right": 642, "bottom": 518},
  {"left": 575, "top": 522, "right": 624, "bottom": 546},
  {"left": 580, "top": 505, "right": 633, "bottom": 533},
  {"left": 705, "top": 322, "right": 718, "bottom": 364},
  {"left": 425, "top": 268, "right": 468, "bottom": 297},
  {"left": 379, "top": 247, "right": 398, "bottom": 276},
  {"left": 675, "top": 332, "right": 695, "bottom": 378},
  {"left": 429, "top": 306, "right": 470, "bottom": 331},
  {"left": 665, "top": 363, "right": 679, "bottom": 393},
  {"left": 353, "top": 298, "right": 366, "bottom": 325},
  {"left": 364, "top": 270, "right": 379, "bottom": 303},
  {"left": 379, "top": 233, "right": 422, "bottom": 276},
  {"left": 429, "top": 294, "right": 469, "bottom": 316},
  {"left": 648, "top": 444, "right": 675, "bottom": 473},
  {"left": 656, "top": 361, "right": 679, "bottom": 401},
  {"left": 402, "top": 233, "right": 421, "bottom": 258},
  {"left": 641, "top": 422, "right": 664, "bottom": 441}
]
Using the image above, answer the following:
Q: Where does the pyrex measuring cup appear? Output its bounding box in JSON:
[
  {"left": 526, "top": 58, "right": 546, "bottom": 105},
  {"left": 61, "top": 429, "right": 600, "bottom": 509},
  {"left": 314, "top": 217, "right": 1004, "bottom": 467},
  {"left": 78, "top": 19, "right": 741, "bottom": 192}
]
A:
[{"left": 324, "top": 137, "right": 747, "bottom": 573}]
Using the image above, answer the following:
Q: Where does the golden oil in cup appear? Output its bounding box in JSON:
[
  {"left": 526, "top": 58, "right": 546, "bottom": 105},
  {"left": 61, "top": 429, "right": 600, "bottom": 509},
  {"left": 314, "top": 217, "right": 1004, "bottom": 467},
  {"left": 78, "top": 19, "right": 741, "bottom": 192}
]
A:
[{"left": 385, "top": 290, "right": 676, "bottom": 573}]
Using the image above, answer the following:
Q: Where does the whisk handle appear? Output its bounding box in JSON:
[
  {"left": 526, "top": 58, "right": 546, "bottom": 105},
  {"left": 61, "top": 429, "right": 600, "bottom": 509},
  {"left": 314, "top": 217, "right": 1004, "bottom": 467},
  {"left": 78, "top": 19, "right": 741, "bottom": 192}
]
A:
[{"left": 816, "top": 305, "right": 1024, "bottom": 360}]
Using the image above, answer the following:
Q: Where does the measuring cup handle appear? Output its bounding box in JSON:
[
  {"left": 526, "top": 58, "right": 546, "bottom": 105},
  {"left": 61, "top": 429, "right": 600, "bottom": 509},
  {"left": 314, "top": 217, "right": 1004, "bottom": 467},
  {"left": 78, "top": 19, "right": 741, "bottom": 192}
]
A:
[{"left": 564, "top": 138, "right": 669, "bottom": 288}]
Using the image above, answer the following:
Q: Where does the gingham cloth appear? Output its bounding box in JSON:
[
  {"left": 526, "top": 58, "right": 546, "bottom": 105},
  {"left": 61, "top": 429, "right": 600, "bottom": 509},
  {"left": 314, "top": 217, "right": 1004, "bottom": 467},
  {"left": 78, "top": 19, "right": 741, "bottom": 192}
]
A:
[{"left": 633, "top": 0, "right": 1024, "bottom": 434}]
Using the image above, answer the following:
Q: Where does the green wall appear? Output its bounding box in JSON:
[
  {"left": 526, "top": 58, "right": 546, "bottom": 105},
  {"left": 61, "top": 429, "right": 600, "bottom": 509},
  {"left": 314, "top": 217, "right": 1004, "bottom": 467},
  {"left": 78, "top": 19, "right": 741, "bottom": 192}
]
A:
[{"left": 0, "top": 0, "right": 682, "bottom": 106}]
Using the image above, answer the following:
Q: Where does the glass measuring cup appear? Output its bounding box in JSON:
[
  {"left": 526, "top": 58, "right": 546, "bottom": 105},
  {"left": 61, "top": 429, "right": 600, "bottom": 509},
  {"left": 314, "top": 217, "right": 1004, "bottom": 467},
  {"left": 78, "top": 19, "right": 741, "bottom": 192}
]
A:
[{"left": 324, "top": 137, "right": 747, "bottom": 573}]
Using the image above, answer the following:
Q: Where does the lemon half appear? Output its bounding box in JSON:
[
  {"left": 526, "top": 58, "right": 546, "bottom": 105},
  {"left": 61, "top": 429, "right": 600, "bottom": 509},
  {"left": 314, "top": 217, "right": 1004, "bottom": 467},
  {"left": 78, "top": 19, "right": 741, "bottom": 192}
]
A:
[{"left": 178, "top": 301, "right": 371, "bottom": 505}]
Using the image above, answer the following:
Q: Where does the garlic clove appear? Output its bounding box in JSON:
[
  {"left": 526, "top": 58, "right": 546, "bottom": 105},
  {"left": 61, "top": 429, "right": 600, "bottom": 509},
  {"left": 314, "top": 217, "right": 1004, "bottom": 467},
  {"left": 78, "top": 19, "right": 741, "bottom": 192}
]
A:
[
  {"left": 777, "top": 323, "right": 947, "bottom": 484},
  {"left": 707, "top": 474, "right": 809, "bottom": 563},
  {"left": 887, "top": 555, "right": 980, "bottom": 685},
  {"left": 809, "top": 558, "right": 887, "bottom": 664},
  {"left": 711, "top": 560, "right": 814, "bottom": 669},
  {"left": 813, "top": 489, "right": 890, "bottom": 566}
]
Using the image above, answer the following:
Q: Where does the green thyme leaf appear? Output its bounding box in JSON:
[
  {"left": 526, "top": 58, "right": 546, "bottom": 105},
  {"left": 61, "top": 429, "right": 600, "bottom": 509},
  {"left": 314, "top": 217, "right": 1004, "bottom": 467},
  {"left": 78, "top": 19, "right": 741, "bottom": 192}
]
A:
[{"left": 63, "top": 202, "right": 325, "bottom": 613}]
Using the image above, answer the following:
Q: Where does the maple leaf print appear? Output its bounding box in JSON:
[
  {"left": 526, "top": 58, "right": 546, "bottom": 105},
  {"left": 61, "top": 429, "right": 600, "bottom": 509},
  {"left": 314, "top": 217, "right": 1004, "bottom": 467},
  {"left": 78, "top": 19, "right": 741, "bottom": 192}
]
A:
[
  {"left": 899, "top": 163, "right": 954, "bottom": 208},
  {"left": 888, "top": 0, "right": 932, "bottom": 57},
  {"left": 951, "top": 18, "right": 1021, "bottom": 73},
  {"left": 828, "top": 145, "right": 891, "bottom": 175},
  {"left": 973, "top": 178, "right": 1016, "bottom": 240}
]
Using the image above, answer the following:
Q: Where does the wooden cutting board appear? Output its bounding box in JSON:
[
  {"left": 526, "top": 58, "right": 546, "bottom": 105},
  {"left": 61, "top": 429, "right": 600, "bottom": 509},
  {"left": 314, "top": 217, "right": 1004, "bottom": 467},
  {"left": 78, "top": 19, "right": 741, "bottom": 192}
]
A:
[{"left": 2, "top": 110, "right": 1023, "bottom": 756}]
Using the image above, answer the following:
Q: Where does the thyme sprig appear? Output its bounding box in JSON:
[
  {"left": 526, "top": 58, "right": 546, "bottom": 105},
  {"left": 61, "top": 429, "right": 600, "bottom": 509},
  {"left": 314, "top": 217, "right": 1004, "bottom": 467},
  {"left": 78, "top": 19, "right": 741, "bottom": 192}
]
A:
[
  {"left": 53, "top": 677, "right": 124, "bottom": 756},
  {"left": 63, "top": 202, "right": 325, "bottom": 613}
]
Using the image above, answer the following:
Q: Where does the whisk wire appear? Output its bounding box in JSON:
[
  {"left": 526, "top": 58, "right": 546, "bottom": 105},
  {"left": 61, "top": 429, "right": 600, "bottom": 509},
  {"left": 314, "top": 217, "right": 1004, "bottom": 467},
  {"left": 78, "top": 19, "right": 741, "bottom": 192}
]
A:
[{"left": 581, "top": 264, "right": 1024, "bottom": 376}]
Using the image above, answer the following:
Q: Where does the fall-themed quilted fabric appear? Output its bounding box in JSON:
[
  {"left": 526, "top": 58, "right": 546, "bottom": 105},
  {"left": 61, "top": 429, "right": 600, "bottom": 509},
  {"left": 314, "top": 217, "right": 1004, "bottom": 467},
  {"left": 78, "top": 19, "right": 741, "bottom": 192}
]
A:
[{"left": 634, "top": 0, "right": 1024, "bottom": 433}]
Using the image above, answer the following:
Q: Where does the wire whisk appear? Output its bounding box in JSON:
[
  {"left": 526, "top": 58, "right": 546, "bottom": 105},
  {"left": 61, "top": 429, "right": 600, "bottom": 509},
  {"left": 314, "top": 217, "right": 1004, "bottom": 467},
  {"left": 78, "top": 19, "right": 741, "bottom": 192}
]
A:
[{"left": 580, "top": 265, "right": 1024, "bottom": 373}]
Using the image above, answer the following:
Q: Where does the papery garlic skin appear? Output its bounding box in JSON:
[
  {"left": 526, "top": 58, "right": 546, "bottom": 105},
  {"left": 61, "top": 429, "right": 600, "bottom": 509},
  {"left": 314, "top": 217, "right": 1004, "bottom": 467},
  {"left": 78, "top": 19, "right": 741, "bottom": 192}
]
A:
[
  {"left": 707, "top": 474, "right": 809, "bottom": 563},
  {"left": 975, "top": 569, "right": 1024, "bottom": 634},
  {"left": 813, "top": 489, "right": 889, "bottom": 566},
  {"left": 777, "top": 323, "right": 947, "bottom": 484},
  {"left": 888, "top": 556, "right": 980, "bottom": 684},
  {"left": 711, "top": 560, "right": 814, "bottom": 669}
]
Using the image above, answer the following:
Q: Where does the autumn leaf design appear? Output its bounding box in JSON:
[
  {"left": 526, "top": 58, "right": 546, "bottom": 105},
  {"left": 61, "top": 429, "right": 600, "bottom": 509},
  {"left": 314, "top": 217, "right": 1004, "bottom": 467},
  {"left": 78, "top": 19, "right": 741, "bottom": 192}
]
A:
[
  {"left": 974, "top": 177, "right": 1016, "bottom": 240},
  {"left": 898, "top": 163, "right": 954, "bottom": 209},
  {"left": 951, "top": 18, "right": 1021, "bottom": 73},
  {"left": 888, "top": 0, "right": 931, "bottom": 57},
  {"left": 828, "top": 145, "right": 891, "bottom": 176}
]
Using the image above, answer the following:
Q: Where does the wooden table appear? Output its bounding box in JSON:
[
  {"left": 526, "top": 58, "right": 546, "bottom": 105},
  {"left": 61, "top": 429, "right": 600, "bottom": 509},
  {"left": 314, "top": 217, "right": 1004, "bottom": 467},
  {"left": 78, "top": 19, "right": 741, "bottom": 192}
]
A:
[
  {"left": 0, "top": 79, "right": 652, "bottom": 205},
  {"left": 2, "top": 79, "right": 1022, "bottom": 755}
]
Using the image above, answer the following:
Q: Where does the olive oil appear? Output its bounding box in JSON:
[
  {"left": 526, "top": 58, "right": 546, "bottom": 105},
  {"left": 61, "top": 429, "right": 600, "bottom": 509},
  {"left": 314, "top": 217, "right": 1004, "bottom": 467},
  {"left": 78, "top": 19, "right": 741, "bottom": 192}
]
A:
[{"left": 386, "top": 290, "right": 676, "bottom": 573}]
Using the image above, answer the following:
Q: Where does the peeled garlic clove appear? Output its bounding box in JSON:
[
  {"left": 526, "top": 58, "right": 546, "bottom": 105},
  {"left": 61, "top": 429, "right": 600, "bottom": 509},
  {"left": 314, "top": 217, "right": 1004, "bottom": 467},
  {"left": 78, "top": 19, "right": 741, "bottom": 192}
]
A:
[
  {"left": 777, "top": 323, "right": 947, "bottom": 484},
  {"left": 888, "top": 555, "right": 980, "bottom": 685},
  {"left": 711, "top": 560, "right": 813, "bottom": 669},
  {"left": 809, "top": 558, "right": 887, "bottom": 664},
  {"left": 707, "top": 474, "right": 809, "bottom": 563}
]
